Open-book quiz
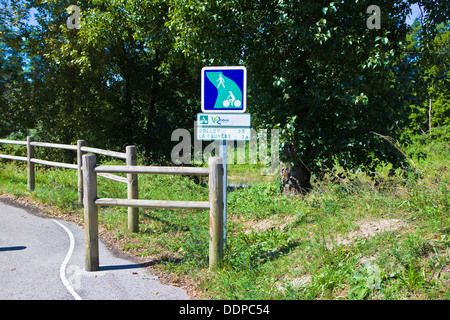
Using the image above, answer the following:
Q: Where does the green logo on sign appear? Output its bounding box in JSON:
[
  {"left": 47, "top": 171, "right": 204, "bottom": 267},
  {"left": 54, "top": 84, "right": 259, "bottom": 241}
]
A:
[{"left": 199, "top": 115, "right": 209, "bottom": 125}]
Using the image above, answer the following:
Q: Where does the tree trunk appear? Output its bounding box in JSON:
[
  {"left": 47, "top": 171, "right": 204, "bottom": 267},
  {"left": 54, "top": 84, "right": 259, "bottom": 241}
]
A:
[
  {"left": 279, "top": 140, "right": 312, "bottom": 195},
  {"left": 144, "top": 95, "right": 156, "bottom": 161},
  {"left": 428, "top": 95, "right": 432, "bottom": 137},
  {"left": 280, "top": 161, "right": 312, "bottom": 195}
]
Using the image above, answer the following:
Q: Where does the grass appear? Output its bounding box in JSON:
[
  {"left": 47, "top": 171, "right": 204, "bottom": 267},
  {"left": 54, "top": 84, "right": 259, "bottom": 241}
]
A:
[{"left": 0, "top": 131, "right": 449, "bottom": 300}]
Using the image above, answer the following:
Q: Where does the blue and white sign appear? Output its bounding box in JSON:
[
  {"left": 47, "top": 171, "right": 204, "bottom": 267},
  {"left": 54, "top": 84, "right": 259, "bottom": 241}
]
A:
[
  {"left": 197, "top": 113, "right": 251, "bottom": 127},
  {"left": 201, "top": 66, "right": 247, "bottom": 113},
  {"left": 196, "top": 113, "right": 251, "bottom": 141},
  {"left": 197, "top": 127, "right": 251, "bottom": 141}
]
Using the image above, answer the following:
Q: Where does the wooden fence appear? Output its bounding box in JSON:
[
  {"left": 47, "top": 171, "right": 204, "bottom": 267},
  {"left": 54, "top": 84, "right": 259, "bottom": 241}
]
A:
[
  {"left": 0, "top": 137, "right": 138, "bottom": 230},
  {"left": 0, "top": 137, "right": 224, "bottom": 270}
]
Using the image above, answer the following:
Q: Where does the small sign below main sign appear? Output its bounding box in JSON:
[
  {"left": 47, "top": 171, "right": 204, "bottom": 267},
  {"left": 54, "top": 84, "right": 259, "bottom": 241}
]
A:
[
  {"left": 197, "top": 127, "right": 251, "bottom": 141},
  {"left": 197, "top": 113, "right": 251, "bottom": 127},
  {"left": 201, "top": 66, "right": 247, "bottom": 113}
]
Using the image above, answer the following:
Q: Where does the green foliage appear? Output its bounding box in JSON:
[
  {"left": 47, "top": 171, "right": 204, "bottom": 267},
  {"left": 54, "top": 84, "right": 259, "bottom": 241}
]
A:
[
  {"left": 225, "top": 228, "right": 295, "bottom": 271},
  {"left": 35, "top": 169, "right": 79, "bottom": 210},
  {"left": 3, "top": 0, "right": 448, "bottom": 176},
  {"left": 406, "top": 21, "right": 450, "bottom": 134},
  {"left": 12, "top": 0, "right": 201, "bottom": 163},
  {"left": 227, "top": 182, "right": 301, "bottom": 219},
  {"left": 0, "top": 1, "right": 35, "bottom": 136},
  {"left": 349, "top": 261, "right": 390, "bottom": 299},
  {"left": 167, "top": 0, "right": 421, "bottom": 179},
  {"left": 0, "top": 134, "right": 449, "bottom": 299},
  {"left": 1, "top": 0, "right": 449, "bottom": 299},
  {"left": 310, "top": 257, "right": 358, "bottom": 298},
  {"left": 399, "top": 260, "right": 427, "bottom": 291}
]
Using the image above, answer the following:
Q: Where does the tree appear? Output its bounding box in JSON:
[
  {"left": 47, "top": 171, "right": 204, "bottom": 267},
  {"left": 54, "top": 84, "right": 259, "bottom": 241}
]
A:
[
  {"left": 406, "top": 20, "right": 449, "bottom": 134},
  {"left": 0, "top": 0, "right": 34, "bottom": 137},
  {"left": 7, "top": 0, "right": 448, "bottom": 192},
  {"left": 167, "top": 0, "right": 425, "bottom": 193},
  {"left": 23, "top": 0, "right": 199, "bottom": 162}
]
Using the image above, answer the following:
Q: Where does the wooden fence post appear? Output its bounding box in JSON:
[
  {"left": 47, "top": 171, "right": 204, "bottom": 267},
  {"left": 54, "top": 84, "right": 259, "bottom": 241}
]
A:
[
  {"left": 126, "top": 145, "right": 139, "bottom": 233},
  {"left": 27, "top": 136, "right": 35, "bottom": 191},
  {"left": 83, "top": 154, "right": 99, "bottom": 272},
  {"left": 209, "top": 156, "right": 224, "bottom": 270},
  {"left": 77, "top": 140, "right": 86, "bottom": 206}
]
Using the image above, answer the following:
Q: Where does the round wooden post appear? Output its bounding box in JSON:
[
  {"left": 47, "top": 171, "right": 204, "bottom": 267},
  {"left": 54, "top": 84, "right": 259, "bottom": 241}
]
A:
[
  {"left": 27, "top": 136, "right": 35, "bottom": 191},
  {"left": 77, "top": 140, "right": 86, "bottom": 205},
  {"left": 83, "top": 154, "right": 99, "bottom": 272},
  {"left": 126, "top": 145, "right": 139, "bottom": 233},
  {"left": 209, "top": 156, "right": 224, "bottom": 270}
]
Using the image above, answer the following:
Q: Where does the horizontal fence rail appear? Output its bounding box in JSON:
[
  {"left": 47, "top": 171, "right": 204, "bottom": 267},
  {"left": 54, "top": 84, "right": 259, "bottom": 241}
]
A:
[
  {"left": 31, "top": 141, "right": 78, "bottom": 150},
  {"left": 96, "top": 172, "right": 128, "bottom": 184},
  {"left": 80, "top": 146, "right": 127, "bottom": 159},
  {"left": 0, "top": 154, "right": 27, "bottom": 161},
  {"left": 94, "top": 165, "right": 210, "bottom": 176},
  {"left": 83, "top": 154, "right": 224, "bottom": 271},
  {"left": 0, "top": 136, "right": 139, "bottom": 231},
  {"left": 94, "top": 198, "right": 211, "bottom": 210},
  {"left": 30, "top": 158, "right": 78, "bottom": 170},
  {"left": 0, "top": 139, "right": 27, "bottom": 146}
]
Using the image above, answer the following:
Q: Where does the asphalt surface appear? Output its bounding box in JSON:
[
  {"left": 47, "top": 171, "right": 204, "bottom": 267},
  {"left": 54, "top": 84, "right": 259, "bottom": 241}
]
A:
[{"left": 0, "top": 200, "right": 189, "bottom": 300}]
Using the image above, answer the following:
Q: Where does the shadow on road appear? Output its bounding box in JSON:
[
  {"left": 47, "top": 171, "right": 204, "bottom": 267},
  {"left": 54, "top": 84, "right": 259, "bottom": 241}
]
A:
[
  {"left": 99, "top": 262, "right": 152, "bottom": 271},
  {"left": 0, "top": 246, "right": 27, "bottom": 252}
]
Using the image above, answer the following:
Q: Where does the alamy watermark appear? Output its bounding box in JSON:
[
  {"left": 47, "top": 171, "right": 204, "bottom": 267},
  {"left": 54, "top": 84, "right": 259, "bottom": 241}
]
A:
[
  {"left": 66, "top": 5, "right": 81, "bottom": 29},
  {"left": 66, "top": 4, "right": 381, "bottom": 31},
  {"left": 171, "top": 122, "right": 280, "bottom": 175},
  {"left": 367, "top": 5, "right": 381, "bottom": 30}
]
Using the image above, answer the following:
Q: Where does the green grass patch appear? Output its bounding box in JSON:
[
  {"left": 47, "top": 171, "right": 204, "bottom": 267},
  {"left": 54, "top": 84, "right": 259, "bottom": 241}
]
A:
[{"left": 1, "top": 131, "right": 449, "bottom": 299}]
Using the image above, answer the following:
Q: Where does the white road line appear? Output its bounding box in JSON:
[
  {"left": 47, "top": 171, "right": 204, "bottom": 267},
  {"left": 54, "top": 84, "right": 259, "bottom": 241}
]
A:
[{"left": 52, "top": 219, "right": 82, "bottom": 300}]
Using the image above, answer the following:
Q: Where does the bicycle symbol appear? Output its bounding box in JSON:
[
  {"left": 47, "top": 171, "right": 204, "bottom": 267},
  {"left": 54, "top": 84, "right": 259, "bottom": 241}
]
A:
[{"left": 223, "top": 91, "right": 241, "bottom": 108}]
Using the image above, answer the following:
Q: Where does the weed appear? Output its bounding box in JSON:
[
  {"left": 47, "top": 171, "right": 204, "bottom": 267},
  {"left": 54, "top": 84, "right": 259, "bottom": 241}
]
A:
[
  {"left": 349, "top": 261, "right": 390, "bottom": 299},
  {"left": 0, "top": 130, "right": 449, "bottom": 299}
]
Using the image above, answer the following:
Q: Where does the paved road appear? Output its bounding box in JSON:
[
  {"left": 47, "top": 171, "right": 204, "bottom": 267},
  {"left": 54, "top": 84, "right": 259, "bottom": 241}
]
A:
[{"left": 0, "top": 200, "right": 189, "bottom": 300}]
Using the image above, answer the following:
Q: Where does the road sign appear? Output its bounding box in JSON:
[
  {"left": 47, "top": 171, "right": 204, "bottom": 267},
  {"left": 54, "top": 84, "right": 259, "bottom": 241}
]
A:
[
  {"left": 199, "top": 66, "right": 249, "bottom": 249},
  {"left": 197, "top": 113, "right": 251, "bottom": 127},
  {"left": 201, "top": 66, "right": 247, "bottom": 113},
  {"left": 197, "top": 127, "right": 250, "bottom": 141}
]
